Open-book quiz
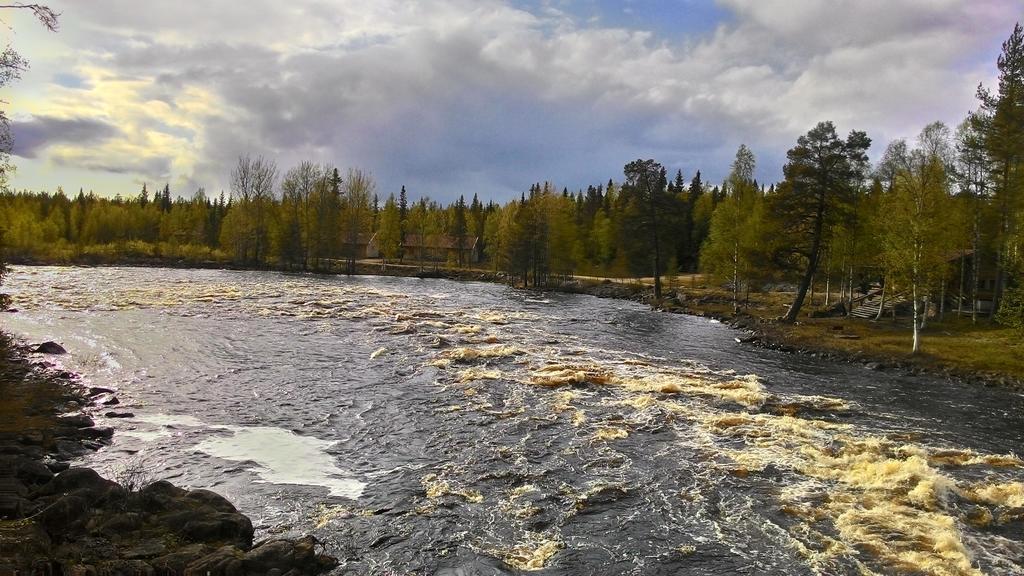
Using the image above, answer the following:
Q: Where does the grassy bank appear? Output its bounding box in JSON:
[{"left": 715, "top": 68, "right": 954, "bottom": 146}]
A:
[{"left": 648, "top": 283, "right": 1024, "bottom": 387}]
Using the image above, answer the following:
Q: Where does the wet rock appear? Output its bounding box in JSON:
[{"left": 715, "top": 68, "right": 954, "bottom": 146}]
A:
[
  {"left": 120, "top": 538, "right": 168, "bottom": 560},
  {"left": 0, "top": 443, "right": 37, "bottom": 458},
  {"left": 137, "top": 480, "right": 188, "bottom": 511},
  {"left": 91, "top": 393, "right": 120, "bottom": 406},
  {"left": 244, "top": 536, "right": 338, "bottom": 575},
  {"left": 58, "top": 414, "right": 95, "bottom": 429},
  {"left": 150, "top": 543, "right": 211, "bottom": 574},
  {"left": 80, "top": 426, "right": 115, "bottom": 440},
  {"left": 53, "top": 439, "right": 90, "bottom": 459},
  {"left": 92, "top": 511, "right": 144, "bottom": 537},
  {"left": 65, "top": 564, "right": 98, "bottom": 576},
  {"left": 18, "top": 430, "right": 45, "bottom": 447},
  {"left": 105, "top": 411, "right": 135, "bottom": 419},
  {"left": 35, "top": 468, "right": 126, "bottom": 507},
  {"left": 34, "top": 341, "right": 67, "bottom": 355},
  {"left": 176, "top": 512, "right": 254, "bottom": 548},
  {"left": 36, "top": 494, "right": 92, "bottom": 537},
  {"left": 42, "top": 458, "right": 70, "bottom": 473},
  {"left": 0, "top": 337, "right": 357, "bottom": 576},
  {"left": 0, "top": 456, "right": 52, "bottom": 488},
  {"left": 51, "top": 535, "right": 119, "bottom": 564},
  {"left": 185, "top": 545, "right": 246, "bottom": 576},
  {"left": 184, "top": 489, "right": 240, "bottom": 514},
  {"left": 101, "top": 559, "right": 155, "bottom": 576}
]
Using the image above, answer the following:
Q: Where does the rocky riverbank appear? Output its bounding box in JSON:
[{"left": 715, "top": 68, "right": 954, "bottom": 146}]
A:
[{"left": 0, "top": 333, "right": 339, "bottom": 576}]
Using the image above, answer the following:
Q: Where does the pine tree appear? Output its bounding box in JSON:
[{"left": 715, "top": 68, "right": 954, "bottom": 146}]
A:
[
  {"left": 378, "top": 194, "right": 402, "bottom": 269},
  {"left": 977, "top": 23, "right": 1024, "bottom": 315},
  {"left": 398, "top": 185, "right": 409, "bottom": 260},
  {"left": 622, "top": 159, "right": 669, "bottom": 299},
  {"left": 160, "top": 183, "right": 172, "bottom": 212},
  {"left": 687, "top": 170, "right": 707, "bottom": 270},
  {"left": 773, "top": 122, "right": 871, "bottom": 323},
  {"left": 452, "top": 195, "right": 468, "bottom": 267}
]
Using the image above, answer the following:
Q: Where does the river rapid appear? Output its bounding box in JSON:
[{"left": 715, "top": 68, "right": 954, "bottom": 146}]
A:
[{"left": 2, "top": 266, "right": 1023, "bottom": 575}]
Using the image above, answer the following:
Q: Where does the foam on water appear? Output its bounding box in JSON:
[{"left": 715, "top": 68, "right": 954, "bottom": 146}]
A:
[{"left": 194, "top": 425, "right": 365, "bottom": 499}]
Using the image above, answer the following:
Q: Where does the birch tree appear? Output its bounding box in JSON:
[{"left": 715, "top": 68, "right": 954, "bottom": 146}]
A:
[{"left": 879, "top": 126, "right": 955, "bottom": 354}]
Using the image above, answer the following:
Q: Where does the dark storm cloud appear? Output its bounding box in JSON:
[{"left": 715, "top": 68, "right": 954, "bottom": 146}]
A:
[
  {"left": 51, "top": 152, "right": 171, "bottom": 178},
  {"left": 11, "top": 116, "right": 119, "bottom": 158}
]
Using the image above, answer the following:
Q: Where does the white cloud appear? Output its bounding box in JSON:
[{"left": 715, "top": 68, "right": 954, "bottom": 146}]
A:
[{"left": 7, "top": 0, "right": 1022, "bottom": 199}]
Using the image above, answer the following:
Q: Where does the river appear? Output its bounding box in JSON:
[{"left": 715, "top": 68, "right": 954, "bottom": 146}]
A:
[{"left": 2, "top": 266, "right": 1023, "bottom": 575}]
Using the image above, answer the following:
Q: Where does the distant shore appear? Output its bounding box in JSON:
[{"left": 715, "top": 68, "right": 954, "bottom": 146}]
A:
[{"left": 4, "top": 258, "right": 1023, "bottom": 390}]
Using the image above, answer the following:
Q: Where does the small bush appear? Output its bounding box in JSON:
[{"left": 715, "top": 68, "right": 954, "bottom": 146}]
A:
[
  {"left": 996, "top": 283, "right": 1024, "bottom": 336},
  {"left": 109, "top": 456, "right": 154, "bottom": 493}
]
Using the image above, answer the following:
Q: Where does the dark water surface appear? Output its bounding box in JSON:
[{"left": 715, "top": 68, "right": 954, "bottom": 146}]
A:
[{"left": 3, "top": 266, "right": 1023, "bottom": 575}]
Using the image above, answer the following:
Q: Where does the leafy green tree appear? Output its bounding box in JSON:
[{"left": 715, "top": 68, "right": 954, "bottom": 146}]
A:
[
  {"left": 222, "top": 154, "right": 278, "bottom": 265},
  {"left": 341, "top": 169, "right": 374, "bottom": 274},
  {"left": 377, "top": 193, "right": 402, "bottom": 268},
  {"left": 701, "top": 145, "right": 767, "bottom": 312},
  {"left": 878, "top": 126, "right": 955, "bottom": 353},
  {"left": 773, "top": 122, "right": 871, "bottom": 322},
  {"left": 277, "top": 166, "right": 307, "bottom": 269},
  {"left": 954, "top": 115, "right": 994, "bottom": 322},
  {"left": 546, "top": 191, "right": 580, "bottom": 279}
]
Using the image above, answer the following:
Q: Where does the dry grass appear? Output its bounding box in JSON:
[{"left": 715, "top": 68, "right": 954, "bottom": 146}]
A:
[{"left": 672, "top": 288, "right": 1024, "bottom": 381}]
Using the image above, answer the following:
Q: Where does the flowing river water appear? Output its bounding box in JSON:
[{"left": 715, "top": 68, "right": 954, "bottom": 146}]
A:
[{"left": 3, "top": 266, "right": 1024, "bottom": 575}]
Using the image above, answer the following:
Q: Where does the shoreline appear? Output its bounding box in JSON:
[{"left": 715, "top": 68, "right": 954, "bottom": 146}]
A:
[
  {"left": 5, "top": 259, "right": 1022, "bottom": 392},
  {"left": 536, "top": 277, "right": 1024, "bottom": 392},
  {"left": 0, "top": 333, "right": 339, "bottom": 575}
]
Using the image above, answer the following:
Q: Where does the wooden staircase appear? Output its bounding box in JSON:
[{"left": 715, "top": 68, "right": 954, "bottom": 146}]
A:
[{"left": 850, "top": 290, "right": 907, "bottom": 319}]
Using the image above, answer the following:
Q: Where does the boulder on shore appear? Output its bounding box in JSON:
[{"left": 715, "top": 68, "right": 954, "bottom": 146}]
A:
[
  {"left": 2, "top": 469, "right": 337, "bottom": 575},
  {"left": 34, "top": 341, "right": 67, "bottom": 355}
]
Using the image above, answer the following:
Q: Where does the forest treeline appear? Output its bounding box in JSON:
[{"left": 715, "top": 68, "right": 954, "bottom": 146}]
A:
[{"left": 1, "top": 24, "right": 1022, "bottom": 346}]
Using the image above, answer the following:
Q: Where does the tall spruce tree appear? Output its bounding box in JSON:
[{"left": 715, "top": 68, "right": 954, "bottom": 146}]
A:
[
  {"left": 452, "top": 195, "right": 468, "bottom": 267},
  {"left": 977, "top": 23, "right": 1024, "bottom": 315}
]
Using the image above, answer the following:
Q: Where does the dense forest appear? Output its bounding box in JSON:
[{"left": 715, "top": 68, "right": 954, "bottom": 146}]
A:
[{"left": 1, "top": 25, "right": 1022, "bottom": 344}]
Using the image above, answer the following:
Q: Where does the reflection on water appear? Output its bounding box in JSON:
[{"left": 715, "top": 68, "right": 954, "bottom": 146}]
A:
[{"left": 4, "top": 266, "right": 1024, "bottom": 575}]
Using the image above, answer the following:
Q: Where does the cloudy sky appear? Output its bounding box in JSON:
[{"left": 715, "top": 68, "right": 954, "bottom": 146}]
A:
[{"left": 3, "top": 0, "right": 1020, "bottom": 202}]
